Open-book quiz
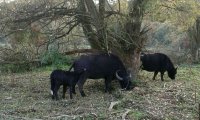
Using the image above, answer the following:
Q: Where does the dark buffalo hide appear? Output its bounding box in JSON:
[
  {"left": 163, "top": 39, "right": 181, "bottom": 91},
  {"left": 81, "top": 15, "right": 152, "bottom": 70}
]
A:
[
  {"left": 68, "top": 53, "right": 133, "bottom": 97},
  {"left": 140, "top": 53, "right": 177, "bottom": 81},
  {"left": 50, "top": 69, "right": 85, "bottom": 100}
]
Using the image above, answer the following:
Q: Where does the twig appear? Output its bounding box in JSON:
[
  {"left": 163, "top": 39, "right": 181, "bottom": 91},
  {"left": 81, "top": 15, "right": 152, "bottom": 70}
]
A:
[
  {"left": 108, "top": 101, "right": 120, "bottom": 111},
  {"left": 44, "top": 114, "right": 77, "bottom": 119},
  {"left": 122, "top": 109, "right": 131, "bottom": 120}
]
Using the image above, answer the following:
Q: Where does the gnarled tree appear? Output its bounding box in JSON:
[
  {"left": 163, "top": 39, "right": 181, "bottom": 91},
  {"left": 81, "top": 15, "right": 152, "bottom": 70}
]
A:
[{"left": 0, "top": 0, "right": 149, "bottom": 79}]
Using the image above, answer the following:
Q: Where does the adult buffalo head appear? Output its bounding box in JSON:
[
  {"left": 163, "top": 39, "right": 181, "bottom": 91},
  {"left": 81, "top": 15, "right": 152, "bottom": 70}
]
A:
[{"left": 116, "top": 70, "right": 133, "bottom": 90}]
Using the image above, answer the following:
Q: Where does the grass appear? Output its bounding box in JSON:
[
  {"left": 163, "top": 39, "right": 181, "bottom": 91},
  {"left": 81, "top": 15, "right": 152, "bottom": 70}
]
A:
[{"left": 0, "top": 64, "right": 200, "bottom": 119}]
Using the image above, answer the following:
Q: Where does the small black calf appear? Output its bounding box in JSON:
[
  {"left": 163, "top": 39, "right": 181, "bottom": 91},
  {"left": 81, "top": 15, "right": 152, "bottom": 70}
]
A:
[{"left": 50, "top": 69, "right": 85, "bottom": 100}]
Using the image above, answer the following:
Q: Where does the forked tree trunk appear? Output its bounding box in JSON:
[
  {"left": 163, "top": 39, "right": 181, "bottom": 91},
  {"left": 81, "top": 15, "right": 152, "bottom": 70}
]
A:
[
  {"left": 77, "top": 0, "right": 146, "bottom": 80},
  {"left": 121, "top": 0, "right": 146, "bottom": 79}
]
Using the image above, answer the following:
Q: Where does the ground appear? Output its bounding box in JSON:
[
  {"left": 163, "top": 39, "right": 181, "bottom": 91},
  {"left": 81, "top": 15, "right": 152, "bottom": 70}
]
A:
[{"left": 0, "top": 65, "right": 200, "bottom": 120}]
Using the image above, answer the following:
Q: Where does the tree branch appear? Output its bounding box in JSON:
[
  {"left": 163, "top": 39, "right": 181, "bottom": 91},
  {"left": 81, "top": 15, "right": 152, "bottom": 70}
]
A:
[
  {"left": 13, "top": 8, "right": 76, "bottom": 23},
  {"left": 63, "top": 49, "right": 102, "bottom": 55},
  {"left": 55, "top": 21, "right": 80, "bottom": 39}
]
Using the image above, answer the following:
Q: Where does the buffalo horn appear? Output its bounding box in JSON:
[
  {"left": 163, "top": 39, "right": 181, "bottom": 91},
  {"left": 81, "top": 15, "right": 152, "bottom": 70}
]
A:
[{"left": 116, "top": 70, "right": 123, "bottom": 81}]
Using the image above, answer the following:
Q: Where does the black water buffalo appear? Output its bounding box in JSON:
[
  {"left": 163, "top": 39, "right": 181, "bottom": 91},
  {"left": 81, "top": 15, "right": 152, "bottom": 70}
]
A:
[
  {"left": 50, "top": 69, "right": 85, "bottom": 100},
  {"left": 140, "top": 53, "right": 177, "bottom": 81},
  {"left": 68, "top": 53, "right": 133, "bottom": 97}
]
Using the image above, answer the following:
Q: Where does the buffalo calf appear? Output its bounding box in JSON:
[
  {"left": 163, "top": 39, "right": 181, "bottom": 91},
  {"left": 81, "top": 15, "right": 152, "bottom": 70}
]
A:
[
  {"left": 140, "top": 53, "right": 177, "bottom": 81},
  {"left": 50, "top": 69, "right": 85, "bottom": 100}
]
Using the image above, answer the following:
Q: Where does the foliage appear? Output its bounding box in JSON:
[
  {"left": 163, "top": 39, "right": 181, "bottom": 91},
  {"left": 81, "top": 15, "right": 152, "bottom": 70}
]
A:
[
  {"left": 151, "top": 23, "right": 173, "bottom": 45},
  {"left": 145, "top": 0, "right": 200, "bottom": 31},
  {"left": 0, "top": 63, "right": 31, "bottom": 73},
  {"left": 40, "top": 48, "right": 72, "bottom": 69},
  {"left": 142, "top": 0, "right": 200, "bottom": 63},
  {"left": 0, "top": 43, "right": 39, "bottom": 73}
]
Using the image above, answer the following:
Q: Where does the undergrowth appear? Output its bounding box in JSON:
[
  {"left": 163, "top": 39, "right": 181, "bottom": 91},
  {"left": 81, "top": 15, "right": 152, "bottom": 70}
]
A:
[{"left": 0, "top": 64, "right": 199, "bottom": 120}]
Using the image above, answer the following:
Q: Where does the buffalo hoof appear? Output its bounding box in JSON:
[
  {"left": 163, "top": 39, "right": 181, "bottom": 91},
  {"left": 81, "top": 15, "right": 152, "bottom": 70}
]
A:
[
  {"left": 52, "top": 96, "right": 55, "bottom": 100},
  {"left": 104, "top": 89, "right": 112, "bottom": 94},
  {"left": 70, "top": 96, "right": 73, "bottom": 99},
  {"left": 104, "top": 89, "right": 108, "bottom": 93}
]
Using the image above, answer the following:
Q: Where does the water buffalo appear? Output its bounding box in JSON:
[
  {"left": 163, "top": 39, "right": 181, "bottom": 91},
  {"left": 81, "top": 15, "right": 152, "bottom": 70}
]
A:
[
  {"left": 140, "top": 53, "right": 177, "bottom": 81},
  {"left": 50, "top": 69, "right": 85, "bottom": 100},
  {"left": 68, "top": 53, "right": 133, "bottom": 97}
]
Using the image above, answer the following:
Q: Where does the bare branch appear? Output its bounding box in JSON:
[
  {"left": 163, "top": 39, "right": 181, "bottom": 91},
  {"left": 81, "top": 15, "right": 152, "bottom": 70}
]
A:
[
  {"left": 63, "top": 49, "right": 101, "bottom": 55},
  {"left": 13, "top": 8, "right": 76, "bottom": 23},
  {"left": 55, "top": 21, "right": 80, "bottom": 39}
]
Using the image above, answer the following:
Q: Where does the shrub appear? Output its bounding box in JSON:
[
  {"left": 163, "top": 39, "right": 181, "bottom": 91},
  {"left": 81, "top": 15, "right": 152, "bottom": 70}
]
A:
[{"left": 40, "top": 49, "right": 72, "bottom": 69}]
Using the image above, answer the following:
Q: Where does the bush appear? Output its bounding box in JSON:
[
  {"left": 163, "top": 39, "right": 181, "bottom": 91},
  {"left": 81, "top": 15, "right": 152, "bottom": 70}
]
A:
[
  {"left": 40, "top": 49, "right": 72, "bottom": 69},
  {"left": 0, "top": 63, "right": 31, "bottom": 73}
]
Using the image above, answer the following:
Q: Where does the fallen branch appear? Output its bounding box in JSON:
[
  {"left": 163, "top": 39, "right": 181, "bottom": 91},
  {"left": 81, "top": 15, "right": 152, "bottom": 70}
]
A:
[
  {"left": 63, "top": 49, "right": 103, "bottom": 55},
  {"left": 108, "top": 101, "right": 121, "bottom": 111},
  {"left": 122, "top": 109, "right": 131, "bottom": 120},
  {"left": 43, "top": 114, "right": 77, "bottom": 119}
]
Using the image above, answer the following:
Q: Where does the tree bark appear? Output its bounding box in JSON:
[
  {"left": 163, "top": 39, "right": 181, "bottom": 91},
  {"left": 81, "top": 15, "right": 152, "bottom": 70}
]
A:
[
  {"left": 77, "top": 0, "right": 107, "bottom": 50},
  {"left": 122, "top": 50, "right": 141, "bottom": 80},
  {"left": 121, "top": 0, "right": 146, "bottom": 79},
  {"left": 188, "top": 16, "right": 200, "bottom": 62}
]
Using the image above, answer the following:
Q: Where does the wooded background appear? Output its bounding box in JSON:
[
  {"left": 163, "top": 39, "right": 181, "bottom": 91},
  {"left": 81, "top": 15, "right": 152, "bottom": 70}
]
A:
[{"left": 0, "top": 0, "right": 200, "bottom": 77}]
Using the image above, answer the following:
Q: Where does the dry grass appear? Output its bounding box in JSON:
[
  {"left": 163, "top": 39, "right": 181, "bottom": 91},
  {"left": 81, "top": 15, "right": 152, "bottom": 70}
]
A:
[{"left": 0, "top": 65, "right": 200, "bottom": 120}]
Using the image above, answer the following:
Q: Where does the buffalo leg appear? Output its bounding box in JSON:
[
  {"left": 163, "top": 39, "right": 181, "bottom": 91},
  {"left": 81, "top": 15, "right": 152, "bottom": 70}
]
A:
[
  {"left": 72, "top": 85, "right": 76, "bottom": 94},
  {"left": 104, "top": 76, "right": 112, "bottom": 93},
  {"left": 53, "top": 85, "right": 60, "bottom": 100},
  {"left": 160, "top": 72, "right": 165, "bottom": 81},
  {"left": 52, "top": 93, "right": 55, "bottom": 100},
  {"left": 153, "top": 71, "right": 158, "bottom": 80},
  {"left": 77, "top": 74, "right": 87, "bottom": 97},
  {"left": 69, "top": 86, "right": 73, "bottom": 99},
  {"left": 62, "top": 85, "right": 67, "bottom": 99}
]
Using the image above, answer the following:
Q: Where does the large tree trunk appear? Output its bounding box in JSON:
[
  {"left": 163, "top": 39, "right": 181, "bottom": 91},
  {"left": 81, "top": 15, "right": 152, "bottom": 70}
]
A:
[
  {"left": 121, "top": 0, "right": 146, "bottom": 79},
  {"left": 122, "top": 50, "right": 141, "bottom": 80},
  {"left": 188, "top": 16, "right": 200, "bottom": 63},
  {"left": 77, "top": 0, "right": 147, "bottom": 80}
]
